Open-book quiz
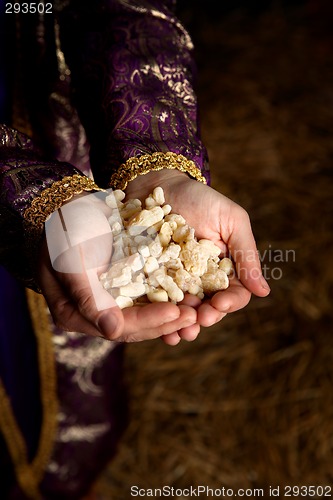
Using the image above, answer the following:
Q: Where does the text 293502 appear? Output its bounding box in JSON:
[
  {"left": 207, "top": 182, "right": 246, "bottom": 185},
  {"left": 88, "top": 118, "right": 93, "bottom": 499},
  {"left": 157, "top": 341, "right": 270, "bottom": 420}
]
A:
[{"left": 5, "top": 3, "right": 53, "bottom": 14}]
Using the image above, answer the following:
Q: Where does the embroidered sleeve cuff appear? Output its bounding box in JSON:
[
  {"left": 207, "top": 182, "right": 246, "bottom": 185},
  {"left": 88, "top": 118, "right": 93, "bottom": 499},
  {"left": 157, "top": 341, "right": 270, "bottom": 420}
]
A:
[
  {"left": 23, "top": 174, "right": 104, "bottom": 232},
  {"left": 109, "top": 152, "right": 207, "bottom": 191}
]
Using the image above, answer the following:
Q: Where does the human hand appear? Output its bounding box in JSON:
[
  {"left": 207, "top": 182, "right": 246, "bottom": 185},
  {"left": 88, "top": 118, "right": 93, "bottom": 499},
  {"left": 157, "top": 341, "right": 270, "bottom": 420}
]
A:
[
  {"left": 125, "top": 169, "right": 270, "bottom": 333},
  {"left": 38, "top": 192, "right": 197, "bottom": 344}
]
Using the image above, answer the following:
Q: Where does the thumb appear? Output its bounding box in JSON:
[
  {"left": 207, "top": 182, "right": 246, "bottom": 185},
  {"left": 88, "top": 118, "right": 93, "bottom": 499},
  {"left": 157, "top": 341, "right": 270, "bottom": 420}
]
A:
[
  {"left": 60, "top": 268, "right": 124, "bottom": 340},
  {"left": 229, "top": 214, "right": 270, "bottom": 297}
]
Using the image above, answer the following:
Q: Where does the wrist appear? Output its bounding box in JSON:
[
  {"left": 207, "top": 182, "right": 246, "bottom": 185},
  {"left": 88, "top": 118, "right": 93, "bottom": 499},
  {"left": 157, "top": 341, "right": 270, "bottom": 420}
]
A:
[
  {"left": 109, "top": 152, "right": 206, "bottom": 194},
  {"left": 124, "top": 168, "right": 190, "bottom": 201}
]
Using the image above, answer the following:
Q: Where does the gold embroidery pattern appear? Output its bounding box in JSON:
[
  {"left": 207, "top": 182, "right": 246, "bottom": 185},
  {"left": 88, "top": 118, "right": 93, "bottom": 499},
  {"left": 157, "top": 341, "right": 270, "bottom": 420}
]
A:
[
  {"left": 24, "top": 174, "right": 104, "bottom": 230},
  {"left": 109, "top": 152, "right": 207, "bottom": 190},
  {"left": 0, "top": 290, "right": 58, "bottom": 500}
]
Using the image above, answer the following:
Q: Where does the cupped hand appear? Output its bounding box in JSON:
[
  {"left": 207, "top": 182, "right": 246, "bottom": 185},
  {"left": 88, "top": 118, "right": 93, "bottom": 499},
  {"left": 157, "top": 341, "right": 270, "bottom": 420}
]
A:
[
  {"left": 38, "top": 192, "right": 198, "bottom": 344},
  {"left": 125, "top": 169, "right": 271, "bottom": 331}
]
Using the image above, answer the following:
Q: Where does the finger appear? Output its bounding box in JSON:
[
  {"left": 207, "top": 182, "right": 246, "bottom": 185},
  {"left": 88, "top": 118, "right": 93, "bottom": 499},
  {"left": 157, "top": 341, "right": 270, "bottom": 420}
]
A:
[
  {"left": 178, "top": 322, "right": 201, "bottom": 341},
  {"left": 43, "top": 214, "right": 123, "bottom": 339},
  {"left": 40, "top": 263, "right": 107, "bottom": 337},
  {"left": 58, "top": 269, "right": 124, "bottom": 340},
  {"left": 180, "top": 294, "right": 202, "bottom": 308},
  {"left": 197, "top": 302, "right": 227, "bottom": 327},
  {"left": 121, "top": 304, "right": 197, "bottom": 342},
  {"left": 161, "top": 332, "right": 182, "bottom": 346},
  {"left": 228, "top": 208, "right": 270, "bottom": 297},
  {"left": 210, "top": 275, "right": 252, "bottom": 314}
]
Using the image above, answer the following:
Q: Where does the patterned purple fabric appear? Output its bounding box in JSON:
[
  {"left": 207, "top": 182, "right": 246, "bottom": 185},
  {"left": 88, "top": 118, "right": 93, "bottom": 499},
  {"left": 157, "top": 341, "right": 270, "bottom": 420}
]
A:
[
  {"left": 40, "top": 336, "right": 128, "bottom": 499},
  {"left": 0, "top": 128, "right": 83, "bottom": 218},
  {"left": 57, "top": 0, "right": 210, "bottom": 185}
]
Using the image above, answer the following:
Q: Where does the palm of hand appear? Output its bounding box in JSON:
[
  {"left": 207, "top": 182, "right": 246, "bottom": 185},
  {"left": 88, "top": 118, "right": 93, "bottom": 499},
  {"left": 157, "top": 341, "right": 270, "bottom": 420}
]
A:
[
  {"left": 165, "top": 178, "right": 233, "bottom": 254},
  {"left": 161, "top": 177, "right": 270, "bottom": 326}
]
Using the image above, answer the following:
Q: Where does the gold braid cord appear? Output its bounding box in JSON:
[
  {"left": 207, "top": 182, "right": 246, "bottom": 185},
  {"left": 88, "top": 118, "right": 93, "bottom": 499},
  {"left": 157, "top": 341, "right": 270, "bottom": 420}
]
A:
[
  {"left": 0, "top": 290, "right": 58, "bottom": 500},
  {"left": 109, "top": 152, "right": 207, "bottom": 190},
  {"left": 24, "top": 174, "right": 104, "bottom": 231}
]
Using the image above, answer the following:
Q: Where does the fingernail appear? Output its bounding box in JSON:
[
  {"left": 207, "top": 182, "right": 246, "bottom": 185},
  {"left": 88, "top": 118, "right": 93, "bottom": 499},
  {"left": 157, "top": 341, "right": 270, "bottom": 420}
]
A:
[
  {"left": 260, "top": 275, "right": 271, "bottom": 292},
  {"left": 97, "top": 313, "right": 119, "bottom": 336}
]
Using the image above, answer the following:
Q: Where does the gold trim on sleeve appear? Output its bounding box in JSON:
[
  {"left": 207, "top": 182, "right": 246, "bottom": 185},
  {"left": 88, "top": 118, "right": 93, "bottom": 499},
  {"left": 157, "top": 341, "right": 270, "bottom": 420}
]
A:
[
  {"left": 23, "top": 174, "right": 104, "bottom": 231},
  {"left": 109, "top": 152, "right": 207, "bottom": 190}
]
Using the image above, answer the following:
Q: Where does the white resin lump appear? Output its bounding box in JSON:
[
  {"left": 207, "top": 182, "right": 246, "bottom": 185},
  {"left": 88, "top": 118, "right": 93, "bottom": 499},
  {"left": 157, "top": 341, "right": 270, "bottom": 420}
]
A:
[{"left": 99, "top": 187, "right": 234, "bottom": 308}]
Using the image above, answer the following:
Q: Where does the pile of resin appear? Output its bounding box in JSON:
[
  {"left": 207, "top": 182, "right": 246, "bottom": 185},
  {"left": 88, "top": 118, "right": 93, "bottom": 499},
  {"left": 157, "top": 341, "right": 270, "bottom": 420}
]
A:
[{"left": 99, "top": 187, "right": 233, "bottom": 308}]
